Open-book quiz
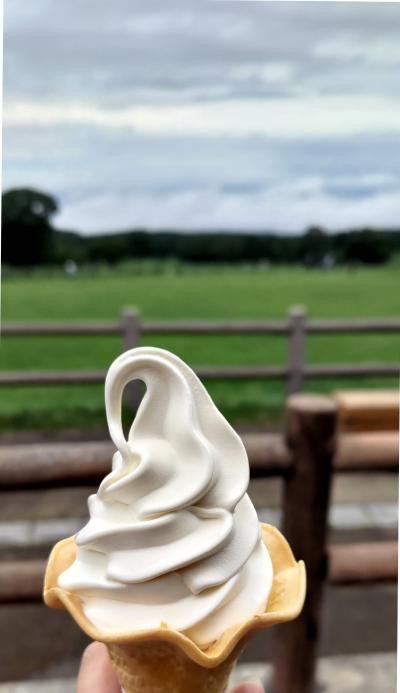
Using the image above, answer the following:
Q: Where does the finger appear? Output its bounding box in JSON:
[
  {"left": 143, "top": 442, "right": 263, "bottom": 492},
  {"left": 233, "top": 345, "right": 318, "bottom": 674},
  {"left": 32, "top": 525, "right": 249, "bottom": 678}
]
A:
[
  {"left": 230, "top": 683, "right": 265, "bottom": 693},
  {"left": 77, "top": 641, "right": 120, "bottom": 693}
]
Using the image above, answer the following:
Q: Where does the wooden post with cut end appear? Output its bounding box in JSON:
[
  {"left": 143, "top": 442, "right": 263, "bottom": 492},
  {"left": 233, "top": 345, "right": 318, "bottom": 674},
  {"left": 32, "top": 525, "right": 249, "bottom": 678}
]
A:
[
  {"left": 120, "top": 308, "right": 141, "bottom": 411},
  {"left": 271, "top": 394, "right": 337, "bottom": 693},
  {"left": 287, "top": 306, "right": 307, "bottom": 395}
]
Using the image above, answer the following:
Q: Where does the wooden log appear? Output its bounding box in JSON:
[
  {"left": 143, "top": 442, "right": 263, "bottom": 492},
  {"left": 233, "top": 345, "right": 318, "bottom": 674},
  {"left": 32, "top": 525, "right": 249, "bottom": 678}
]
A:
[
  {"left": 0, "top": 541, "right": 396, "bottom": 603},
  {"left": 241, "top": 433, "right": 291, "bottom": 476},
  {"left": 335, "top": 432, "right": 399, "bottom": 471},
  {"left": 334, "top": 390, "right": 399, "bottom": 432},
  {"left": 329, "top": 541, "right": 398, "bottom": 583},
  {"left": 0, "top": 429, "right": 396, "bottom": 490},
  {"left": 0, "top": 442, "right": 115, "bottom": 489},
  {"left": 0, "top": 560, "right": 45, "bottom": 602},
  {"left": 0, "top": 436, "right": 291, "bottom": 489},
  {"left": 272, "top": 394, "right": 337, "bottom": 693}
]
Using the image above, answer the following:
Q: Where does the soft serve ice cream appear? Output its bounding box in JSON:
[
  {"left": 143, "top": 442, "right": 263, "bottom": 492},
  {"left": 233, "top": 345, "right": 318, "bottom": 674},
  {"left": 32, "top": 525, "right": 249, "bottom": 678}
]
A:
[{"left": 59, "top": 347, "right": 273, "bottom": 647}]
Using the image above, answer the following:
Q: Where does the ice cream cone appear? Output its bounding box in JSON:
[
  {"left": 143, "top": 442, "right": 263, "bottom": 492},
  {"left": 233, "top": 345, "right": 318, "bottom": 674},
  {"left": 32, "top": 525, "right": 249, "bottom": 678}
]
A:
[{"left": 44, "top": 523, "right": 305, "bottom": 692}]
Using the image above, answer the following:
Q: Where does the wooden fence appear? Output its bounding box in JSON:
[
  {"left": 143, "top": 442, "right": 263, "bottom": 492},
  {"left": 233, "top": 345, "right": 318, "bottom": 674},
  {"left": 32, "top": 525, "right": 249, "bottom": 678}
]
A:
[
  {"left": 1, "top": 307, "right": 400, "bottom": 397},
  {"left": 0, "top": 309, "right": 399, "bottom": 690}
]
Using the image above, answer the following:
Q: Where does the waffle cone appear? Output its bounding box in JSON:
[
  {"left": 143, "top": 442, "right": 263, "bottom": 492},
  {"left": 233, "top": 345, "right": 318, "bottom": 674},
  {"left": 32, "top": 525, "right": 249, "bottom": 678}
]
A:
[
  {"left": 107, "top": 640, "right": 237, "bottom": 693},
  {"left": 44, "top": 523, "right": 305, "bottom": 691}
]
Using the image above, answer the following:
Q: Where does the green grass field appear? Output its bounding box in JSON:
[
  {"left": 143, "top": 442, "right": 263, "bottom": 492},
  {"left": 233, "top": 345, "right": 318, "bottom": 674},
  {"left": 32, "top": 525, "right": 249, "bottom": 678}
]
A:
[{"left": 1, "top": 262, "right": 399, "bottom": 430}]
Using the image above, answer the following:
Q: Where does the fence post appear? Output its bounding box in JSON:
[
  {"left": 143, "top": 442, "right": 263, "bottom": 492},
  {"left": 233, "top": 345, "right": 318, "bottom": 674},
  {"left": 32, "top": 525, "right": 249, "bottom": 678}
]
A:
[
  {"left": 271, "top": 394, "right": 337, "bottom": 693},
  {"left": 120, "top": 308, "right": 141, "bottom": 411},
  {"left": 287, "top": 305, "right": 307, "bottom": 395}
]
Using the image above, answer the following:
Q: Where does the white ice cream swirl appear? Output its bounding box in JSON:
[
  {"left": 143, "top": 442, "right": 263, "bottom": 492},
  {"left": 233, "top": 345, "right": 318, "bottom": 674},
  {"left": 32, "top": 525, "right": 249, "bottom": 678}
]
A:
[{"left": 59, "top": 347, "right": 273, "bottom": 646}]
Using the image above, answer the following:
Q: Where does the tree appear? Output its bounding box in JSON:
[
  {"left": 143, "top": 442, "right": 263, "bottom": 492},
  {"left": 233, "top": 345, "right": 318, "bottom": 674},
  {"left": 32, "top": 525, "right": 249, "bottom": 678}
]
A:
[
  {"left": 343, "top": 229, "right": 390, "bottom": 266},
  {"left": 300, "top": 226, "right": 329, "bottom": 267},
  {"left": 2, "top": 188, "right": 58, "bottom": 265}
]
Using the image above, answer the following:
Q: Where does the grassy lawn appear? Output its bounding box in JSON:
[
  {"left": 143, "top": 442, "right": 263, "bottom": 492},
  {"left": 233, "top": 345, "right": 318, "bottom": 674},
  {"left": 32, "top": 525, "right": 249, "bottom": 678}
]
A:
[{"left": 1, "top": 263, "right": 399, "bottom": 430}]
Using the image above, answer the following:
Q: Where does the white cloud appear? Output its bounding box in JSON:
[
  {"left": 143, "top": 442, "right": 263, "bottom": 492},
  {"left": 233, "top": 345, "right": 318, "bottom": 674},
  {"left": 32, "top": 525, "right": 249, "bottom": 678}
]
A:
[
  {"left": 5, "top": 94, "right": 400, "bottom": 138},
  {"left": 54, "top": 180, "right": 400, "bottom": 235}
]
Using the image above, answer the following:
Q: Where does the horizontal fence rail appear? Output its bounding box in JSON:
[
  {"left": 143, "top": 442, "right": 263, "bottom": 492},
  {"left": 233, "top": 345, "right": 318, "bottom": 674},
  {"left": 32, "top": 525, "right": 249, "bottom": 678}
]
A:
[
  {"left": 143, "top": 320, "right": 290, "bottom": 334},
  {"left": 0, "top": 365, "right": 399, "bottom": 387},
  {"left": 3, "top": 317, "right": 400, "bottom": 336},
  {"left": 1, "top": 322, "right": 121, "bottom": 336},
  {"left": 304, "top": 363, "right": 400, "bottom": 377},
  {"left": 0, "top": 366, "right": 290, "bottom": 386},
  {"left": 0, "top": 319, "right": 289, "bottom": 336},
  {"left": 0, "top": 370, "right": 106, "bottom": 385},
  {"left": 307, "top": 318, "right": 400, "bottom": 334}
]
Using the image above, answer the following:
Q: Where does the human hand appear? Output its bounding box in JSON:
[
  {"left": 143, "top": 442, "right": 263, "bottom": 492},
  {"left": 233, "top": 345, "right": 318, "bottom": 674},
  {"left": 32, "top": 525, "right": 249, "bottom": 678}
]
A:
[
  {"left": 77, "top": 642, "right": 265, "bottom": 692},
  {"left": 230, "top": 682, "right": 265, "bottom": 692}
]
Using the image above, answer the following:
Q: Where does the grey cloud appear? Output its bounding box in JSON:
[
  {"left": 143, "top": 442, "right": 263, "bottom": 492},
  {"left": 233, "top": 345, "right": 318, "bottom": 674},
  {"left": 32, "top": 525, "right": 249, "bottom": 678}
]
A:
[
  {"left": 4, "top": 123, "right": 400, "bottom": 207},
  {"left": 4, "top": 1, "right": 400, "bottom": 107}
]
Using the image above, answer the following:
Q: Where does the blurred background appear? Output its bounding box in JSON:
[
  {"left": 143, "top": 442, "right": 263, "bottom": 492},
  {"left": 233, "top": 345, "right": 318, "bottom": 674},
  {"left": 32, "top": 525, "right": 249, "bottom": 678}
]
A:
[{"left": 1, "top": 2, "right": 398, "bottom": 692}]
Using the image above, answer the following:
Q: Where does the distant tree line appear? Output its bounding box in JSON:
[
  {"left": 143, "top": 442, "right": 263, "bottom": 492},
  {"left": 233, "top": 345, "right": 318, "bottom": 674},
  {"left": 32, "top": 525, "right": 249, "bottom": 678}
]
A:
[{"left": 3, "top": 187, "right": 400, "bottom": 268}]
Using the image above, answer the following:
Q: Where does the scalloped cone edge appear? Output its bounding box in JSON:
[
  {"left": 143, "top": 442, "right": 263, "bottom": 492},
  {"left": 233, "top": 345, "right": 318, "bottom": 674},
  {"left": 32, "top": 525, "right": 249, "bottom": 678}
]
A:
[{"left": 43, "top": 523, "right": 305, "bottom": 669}]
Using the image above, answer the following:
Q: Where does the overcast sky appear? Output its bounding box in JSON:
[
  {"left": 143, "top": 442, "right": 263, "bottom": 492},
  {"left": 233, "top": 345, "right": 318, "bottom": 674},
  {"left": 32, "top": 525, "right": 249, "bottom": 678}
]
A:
[{"left": 3, "top": 1, "right": 400, "bottom": 234}]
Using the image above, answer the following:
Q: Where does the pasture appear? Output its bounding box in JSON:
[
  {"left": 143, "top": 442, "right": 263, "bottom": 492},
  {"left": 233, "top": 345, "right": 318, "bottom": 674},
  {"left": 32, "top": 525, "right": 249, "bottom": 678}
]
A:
[{"left": 1, "top": 262, "right": 399, "bottom": 430}]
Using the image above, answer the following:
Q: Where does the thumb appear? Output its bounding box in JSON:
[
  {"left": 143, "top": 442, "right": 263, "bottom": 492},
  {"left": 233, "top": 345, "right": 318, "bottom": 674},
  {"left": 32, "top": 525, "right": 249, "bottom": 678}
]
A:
[{"left": 77, "top": 642, "right": 120, "bottom": 693}]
